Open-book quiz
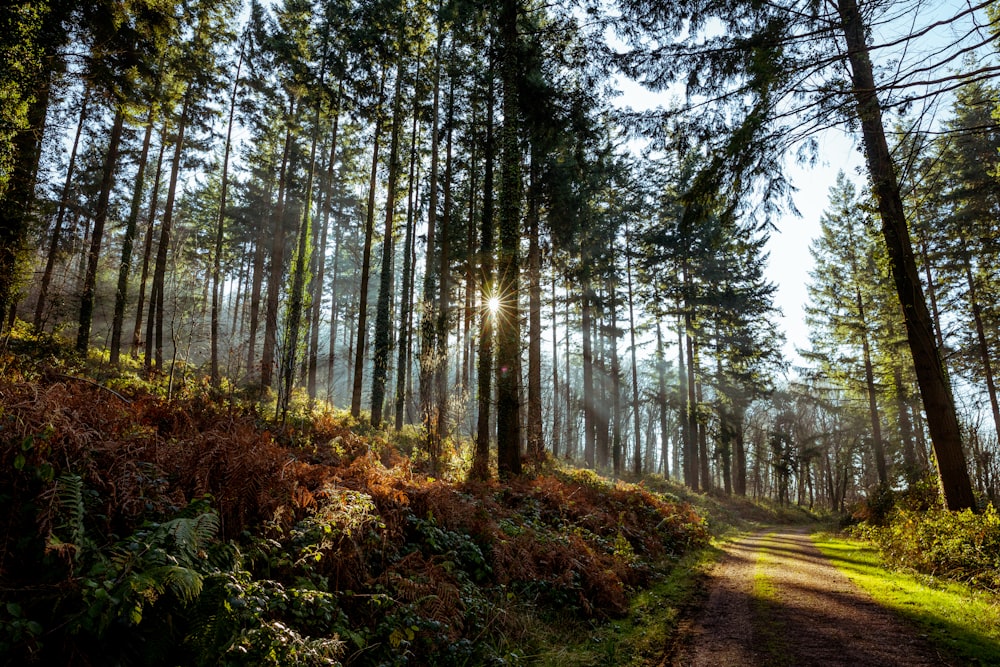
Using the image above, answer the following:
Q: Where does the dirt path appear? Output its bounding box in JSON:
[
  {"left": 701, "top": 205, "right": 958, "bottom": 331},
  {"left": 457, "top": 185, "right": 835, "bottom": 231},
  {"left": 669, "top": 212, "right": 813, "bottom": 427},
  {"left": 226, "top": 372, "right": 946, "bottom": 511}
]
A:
[{"left": 671, "top": 527, "right": 953, "bottom": 666}]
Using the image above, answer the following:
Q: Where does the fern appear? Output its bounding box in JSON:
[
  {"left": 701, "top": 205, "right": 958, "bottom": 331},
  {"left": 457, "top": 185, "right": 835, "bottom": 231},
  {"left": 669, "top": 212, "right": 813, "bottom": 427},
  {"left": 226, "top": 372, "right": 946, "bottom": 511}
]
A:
[
  {"left": 44, "top": 473, "right": 88, "bottom": 565},
  {"left": 161, "top": 511, "right": 220, "bottom": 566}
]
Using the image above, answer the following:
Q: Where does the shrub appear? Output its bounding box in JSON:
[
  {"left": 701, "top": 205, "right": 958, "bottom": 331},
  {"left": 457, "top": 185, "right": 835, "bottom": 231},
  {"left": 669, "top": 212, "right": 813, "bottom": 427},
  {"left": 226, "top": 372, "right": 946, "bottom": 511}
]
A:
[{"left": 858, "top": 503, "right": 1000, "bottom": 591}]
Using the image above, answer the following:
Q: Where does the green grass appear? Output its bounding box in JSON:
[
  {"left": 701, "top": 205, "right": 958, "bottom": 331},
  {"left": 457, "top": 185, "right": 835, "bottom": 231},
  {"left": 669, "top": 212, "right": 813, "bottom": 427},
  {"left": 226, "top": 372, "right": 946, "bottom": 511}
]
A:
[
  {"left": 530, "top": 546, "right": 721, "bottom": 666},
  {"left": 813, "top": 532, "right": 1000, "bottom": 666}
]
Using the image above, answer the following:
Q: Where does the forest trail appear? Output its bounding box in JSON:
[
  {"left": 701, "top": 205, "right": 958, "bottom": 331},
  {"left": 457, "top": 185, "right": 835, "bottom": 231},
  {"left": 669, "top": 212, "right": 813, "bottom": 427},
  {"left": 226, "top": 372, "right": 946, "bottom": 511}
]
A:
[{"left": 671, "top": 527, "right": 952, "bottom": 666}]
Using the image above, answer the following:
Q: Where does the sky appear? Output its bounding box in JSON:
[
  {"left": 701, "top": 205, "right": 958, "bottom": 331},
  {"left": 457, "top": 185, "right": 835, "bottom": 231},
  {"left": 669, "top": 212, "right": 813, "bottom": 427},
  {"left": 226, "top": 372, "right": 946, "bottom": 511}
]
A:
[{"left": 767, "top": 131, "right": 865, "bottom": 369}]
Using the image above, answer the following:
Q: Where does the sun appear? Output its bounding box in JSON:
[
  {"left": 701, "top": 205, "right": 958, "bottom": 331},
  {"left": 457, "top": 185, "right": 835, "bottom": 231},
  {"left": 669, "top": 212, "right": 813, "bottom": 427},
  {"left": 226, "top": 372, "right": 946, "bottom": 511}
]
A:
[{"left": 487, "top": 295, "right": 501, "bottom": 316}]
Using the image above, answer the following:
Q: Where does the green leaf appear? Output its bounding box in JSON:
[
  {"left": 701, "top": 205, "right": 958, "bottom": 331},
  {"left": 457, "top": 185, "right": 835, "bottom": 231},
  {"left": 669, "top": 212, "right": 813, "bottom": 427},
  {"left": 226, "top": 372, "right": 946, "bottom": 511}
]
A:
[
  {"left": 13, "top": 454, "right": 25, "bottom": 471},
  {"left": 36, "top": 462, "right": 54, "bottom": 482}
]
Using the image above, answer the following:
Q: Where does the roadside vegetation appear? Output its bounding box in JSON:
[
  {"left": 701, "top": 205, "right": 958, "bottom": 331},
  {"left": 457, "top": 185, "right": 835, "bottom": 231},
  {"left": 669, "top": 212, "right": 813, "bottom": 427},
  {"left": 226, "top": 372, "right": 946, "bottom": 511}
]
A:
[{"left": 0, "top": 336, "right": 710, "bottom": 665}]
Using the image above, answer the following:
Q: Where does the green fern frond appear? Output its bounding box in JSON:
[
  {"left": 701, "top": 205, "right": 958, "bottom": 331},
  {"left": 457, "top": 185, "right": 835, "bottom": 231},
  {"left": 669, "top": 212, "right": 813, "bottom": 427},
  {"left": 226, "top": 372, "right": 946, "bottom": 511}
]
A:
[
  {"left": 53, "top": 473, "right": 86, "bottom": 557},
  {"left": 160, "top": 511, "right": 220, "bottom": 565},
  {"left": 150, "top": 564, "right": 205, "bottom": 604}
]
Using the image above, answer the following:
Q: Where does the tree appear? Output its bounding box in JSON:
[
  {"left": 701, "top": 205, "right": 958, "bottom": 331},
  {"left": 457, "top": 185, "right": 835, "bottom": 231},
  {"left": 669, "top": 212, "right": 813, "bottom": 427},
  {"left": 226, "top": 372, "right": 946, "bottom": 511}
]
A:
[
  {"left": 0, "top": 0, "right": 74, "bottom": 328},
  {"left": 146, "top": 0, "right": 236, "bottom": 372},
  {"left": 470, "top": 21, "right": 496, "bottom": 481},
  {"left": 35, "top": 84, "right": 91, "bottom": 330},
  {"left": 933, "top": 83, "right": 1000, "bottom": 451},
  {"left": 370, "top": 15, "right": 409, "bottom": 427},
  {"left": 206, "top": 26, "right": 248, "bottom": 383},
  {"left": 495, "top": 0, "right": 522, "bottom": 477},
  {"left": 76, "top": 0, "right": 175, "bottom": 354},
  {"left": 615, "top": 0, "right": 980, "bottom": 509},
  {"left": 805, "top": 174, "right": 890, "bottom": 487}
]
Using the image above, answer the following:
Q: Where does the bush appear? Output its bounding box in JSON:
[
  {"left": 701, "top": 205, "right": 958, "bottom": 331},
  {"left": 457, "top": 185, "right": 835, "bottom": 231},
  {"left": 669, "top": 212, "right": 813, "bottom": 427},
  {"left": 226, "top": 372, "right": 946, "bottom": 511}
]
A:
[{"left": 858, "top": 503, "right": 1000, "bottom": 591}]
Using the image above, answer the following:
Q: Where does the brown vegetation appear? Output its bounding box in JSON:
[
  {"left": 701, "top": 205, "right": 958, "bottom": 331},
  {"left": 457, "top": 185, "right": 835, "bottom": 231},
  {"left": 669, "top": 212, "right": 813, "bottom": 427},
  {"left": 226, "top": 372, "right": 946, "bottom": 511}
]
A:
[{"left": 0, "top": 349, "right": 708, "bottom": 664}]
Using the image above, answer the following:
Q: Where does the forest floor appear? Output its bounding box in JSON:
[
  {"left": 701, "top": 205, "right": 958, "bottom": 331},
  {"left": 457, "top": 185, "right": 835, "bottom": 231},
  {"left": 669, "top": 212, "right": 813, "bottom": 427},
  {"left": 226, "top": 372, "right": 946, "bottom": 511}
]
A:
[{"left": 670, "top": 526, "right": 954, "bottom": 667}]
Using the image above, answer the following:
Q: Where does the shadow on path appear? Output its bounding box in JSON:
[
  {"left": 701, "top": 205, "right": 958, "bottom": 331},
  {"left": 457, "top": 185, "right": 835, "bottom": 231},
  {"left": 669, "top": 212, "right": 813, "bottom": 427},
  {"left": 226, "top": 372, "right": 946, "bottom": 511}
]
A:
[{"left": 670, "top": 527, "right": 952, "bottom": 667}]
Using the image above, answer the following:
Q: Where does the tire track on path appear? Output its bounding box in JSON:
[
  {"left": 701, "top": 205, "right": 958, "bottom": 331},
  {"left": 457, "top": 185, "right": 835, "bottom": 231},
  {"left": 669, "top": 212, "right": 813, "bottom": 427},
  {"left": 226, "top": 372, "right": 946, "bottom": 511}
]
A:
[{"left": 671, "top": 526, "right": 950, "bottom": 666}]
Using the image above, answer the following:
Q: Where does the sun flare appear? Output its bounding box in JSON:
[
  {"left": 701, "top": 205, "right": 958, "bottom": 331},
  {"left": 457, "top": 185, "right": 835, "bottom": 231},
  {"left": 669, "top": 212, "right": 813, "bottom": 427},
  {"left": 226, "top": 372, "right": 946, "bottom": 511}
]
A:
[{"left": 487, "top": 295, "right": 501, "bottom": 316}]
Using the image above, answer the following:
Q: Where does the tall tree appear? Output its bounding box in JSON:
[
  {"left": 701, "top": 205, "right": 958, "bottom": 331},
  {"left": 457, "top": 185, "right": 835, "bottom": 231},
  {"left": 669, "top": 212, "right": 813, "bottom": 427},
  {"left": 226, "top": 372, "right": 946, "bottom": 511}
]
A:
[
  {"left": 470, "top": 29, "right": 496, "bottom": 481},
  {"left": 805, "top": 174, "right": 890, "bottom": 486},
  {"left": 495, "top": 0, "right": 522, "bottom": 477},
  {"left": 0, "top": 0, "right": 74, "bottom": 328},
  {"left": 76, "top": 0, "right": 175, "bottom": 353},
  {"left": 146, "top": 0, "right": 236, "bottom": 371},
  {"left": 371, "top": 24, "right": 408, "bottom": 427},
  {"left": 207, "top": 27, "right": 247, "bottom": 383},
  {"left": 35, "top": 84, "right": 91, "bottom": 330}
]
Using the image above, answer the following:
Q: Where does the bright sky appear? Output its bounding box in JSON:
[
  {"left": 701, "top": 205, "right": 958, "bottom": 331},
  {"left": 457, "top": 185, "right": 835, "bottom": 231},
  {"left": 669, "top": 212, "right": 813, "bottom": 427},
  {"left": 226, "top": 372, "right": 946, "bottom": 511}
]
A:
[{"left": 768, "top": 131, "right": 865, "bottom": 369}]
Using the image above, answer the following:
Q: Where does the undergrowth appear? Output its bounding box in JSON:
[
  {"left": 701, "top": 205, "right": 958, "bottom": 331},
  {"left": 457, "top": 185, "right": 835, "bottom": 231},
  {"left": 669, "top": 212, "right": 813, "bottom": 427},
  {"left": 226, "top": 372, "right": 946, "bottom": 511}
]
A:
[
  {"left": 0, "top": 343, "right": 710, "bottom": 665},
  {"left": 855, "top": 505, "right": 1000, "bottom": 591},
  {"left": 851, "top": 479, "right": 1000, "bottom": 592}
]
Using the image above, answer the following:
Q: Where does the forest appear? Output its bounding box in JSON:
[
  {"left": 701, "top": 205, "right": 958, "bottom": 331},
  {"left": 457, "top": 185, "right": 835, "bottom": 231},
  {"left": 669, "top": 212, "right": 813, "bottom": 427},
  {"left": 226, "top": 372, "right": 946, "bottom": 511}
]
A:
[{"left": 1, "top": 0, "right": 1000, "bottom": 664}]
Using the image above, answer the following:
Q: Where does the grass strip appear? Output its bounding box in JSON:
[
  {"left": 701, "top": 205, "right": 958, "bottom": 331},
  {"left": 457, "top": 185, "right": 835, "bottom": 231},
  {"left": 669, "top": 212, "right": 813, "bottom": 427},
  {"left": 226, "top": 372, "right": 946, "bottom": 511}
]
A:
[
  {"left": 812, "top": 532, "right": 1000, "bottom": 666},
  {"left": 750, "top": 532, "right": 793, "bottom": 667}
]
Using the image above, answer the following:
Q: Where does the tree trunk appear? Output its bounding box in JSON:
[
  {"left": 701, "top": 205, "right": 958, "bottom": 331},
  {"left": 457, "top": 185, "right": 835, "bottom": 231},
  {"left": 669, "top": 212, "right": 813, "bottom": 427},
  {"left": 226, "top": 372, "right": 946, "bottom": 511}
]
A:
[
  {"left": 110, "top": 105, "right": 155, "bottom": 365},
  {"left": 132, "top": 124, "right": 167, "bottom": 357},
  {"left": 262, "top": 100, "right": 297, "bottom": 389},
  {"left": 678, "top": 316, "right": 692, "bottom": 486},
  {"left": 245, "top": 164, "right": 273, "bottom": 382},
  {"left": 372, "top": 60, "right": 406, "bottom": 426},
  {"left": 696, "top": 369, "right": 710, "bottom": 492},
  {"left": 837, "top": 0, "right": 974, "bottom": 510},
  {"left": 36, "top": 85, "right": 90, "bottom": 330},
  {"left": 471, "top": 60, "right": 495, "bottom": 481},
  {"left": 210, "top": 37, "right": 246, "bottom": 385},
  {"left": 395, "top": 83, "right": 421, "bottom": 429},
  {"left": 280, "top": 95, "right": 324, "bottom": 421},
  {"left": 893, "top": 360, "right": 918, "bottom": 480},
  {"left": 496, "top": 0, "right": 522, "bottom": 477},
  {"left": 917, "top": 233, "right": 946, "bottom": 351},
  {"left": 685, "top": 324, "right": 700, "bottom": 491},
  {"left": 962, "top": 252, "right": 1000, "bottom": 463},
  {"left": 582, "top": 280, "right": 596, "bottom": 468},
  {"left": 734, "top": 408, "right": 747, "bottom": 496},
  {"left": 148, "top": 94, "right": 190, "bottom": 373},
  {"left": 565, "top": 289, "right": 574, "bottom": 459},
  {"left": 328, "top": 199, "right": 349, "bottom": 401},
  {"left": 596, "top": 301, "right": 610, "bottom": 471},
  {"left": 609, "top": 280, "right": 622, "bottom": 477},
  {"left": 857, "top": 289, "right": 888, "bottom": 486},
  {"left": 351, "top": 72, "right": 386, "bottom": 417},
  {"left": 551, "top": 269, "right": 561, "bottom": 459},
  {"left": 526, "top": 151, "right": 544, "bottom": 461},
  {"left": 77, "top": 106, "right": 126, "bottom": 354},
  {"left": 310, "top": 94, "right": 340, "bottom": 401},
  {"left": 462, "top": 85, "right": 478, "bottom": 396},
  {"left": 434, "top": 72, "right": 456, "bottom": 452},
  {"left": 0, "top": 66, "right": 52, "bottom": 330},
  {"left": 656, "top": 323, "right": 669, "bottom": 479},
  {"left": 419, "top": 26, "right": 444, "bottom": 451},
  {"left": 625, "top": 226, "right": 642, "bottom": 476}
]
